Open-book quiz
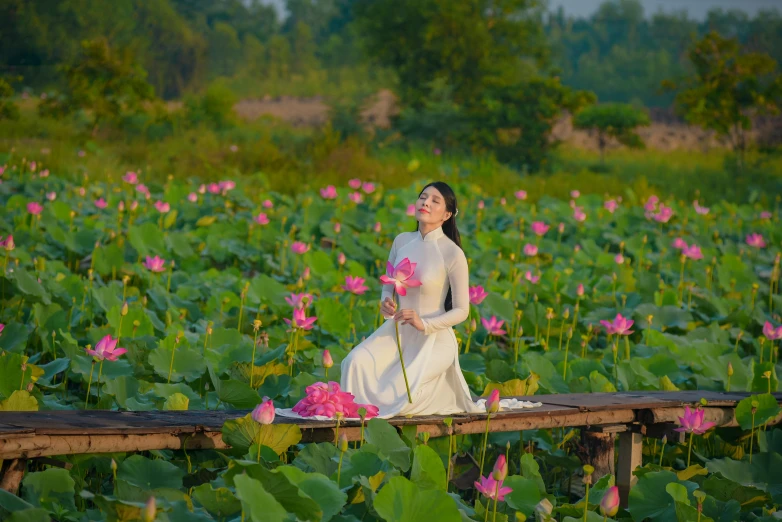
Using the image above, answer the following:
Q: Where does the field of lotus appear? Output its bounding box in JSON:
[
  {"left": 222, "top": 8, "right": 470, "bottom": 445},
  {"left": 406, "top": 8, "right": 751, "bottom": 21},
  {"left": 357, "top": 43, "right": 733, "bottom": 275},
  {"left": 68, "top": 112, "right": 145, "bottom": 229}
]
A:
[{"left": 0, "top": 157, "right": 781, "bottom": 522}]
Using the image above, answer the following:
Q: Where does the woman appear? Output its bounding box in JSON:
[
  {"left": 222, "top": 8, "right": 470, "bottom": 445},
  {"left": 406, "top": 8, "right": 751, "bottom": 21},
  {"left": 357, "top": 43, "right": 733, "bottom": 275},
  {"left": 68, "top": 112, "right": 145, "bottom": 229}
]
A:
[{"left": 279, "top": 181, "right": 540, "bottom": 419}]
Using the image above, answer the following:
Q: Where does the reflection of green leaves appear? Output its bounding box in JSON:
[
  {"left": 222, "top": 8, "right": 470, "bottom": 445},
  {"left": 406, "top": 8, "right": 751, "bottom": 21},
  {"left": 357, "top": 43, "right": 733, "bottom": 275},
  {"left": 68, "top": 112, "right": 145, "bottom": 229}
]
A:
[
  {"left": 365, "top": 418, "right": 412, "bottom": 472},
  {"left": 221, "top": 413, "right": 302, "bottom": 455},
  {"left": 374, "top": 476, "right": 461, "bottom": 522},
  {"left": 734, "top": 394, "right": 781, "bottom": 430}
]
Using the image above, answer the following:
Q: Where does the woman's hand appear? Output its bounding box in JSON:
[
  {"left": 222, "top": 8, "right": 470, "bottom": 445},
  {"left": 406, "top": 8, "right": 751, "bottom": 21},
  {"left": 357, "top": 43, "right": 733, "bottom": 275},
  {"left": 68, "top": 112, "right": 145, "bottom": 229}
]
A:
[
  {"left": 380, "top": 297, "right": 397, "bottom": 318},
  {"left": 394, "top": 309, "right": 425, "bottom": 332}
]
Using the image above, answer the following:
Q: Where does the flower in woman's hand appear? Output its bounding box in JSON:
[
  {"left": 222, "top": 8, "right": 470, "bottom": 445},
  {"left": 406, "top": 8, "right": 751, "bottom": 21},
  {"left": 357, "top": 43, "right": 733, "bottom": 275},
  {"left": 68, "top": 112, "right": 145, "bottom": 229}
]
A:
[
  {"left": 284, "top": 308, "right": 317, "bottom": 331},
  {"left": 144, "top": 256, "right": 167, "bottom": 272},
  {"left": 343, "top": 275, "right": 369, "bottom": 295},
  {"left": 252, "top": 398, "right": 275, "bottom": 425},
  {"left": 380, "top": 257, "right": 422, "bottom": 296},
  {"left": 469, "top": 285, "right": 488, "bottom": 305},
  {"left": 393, "top": 309, "right": 424, "bottom": 331},
  {"left": 481, "top": 316, "right": 506, "bottom": 336},
  {"left": 474, "top": 475, "right": 512, "bottom": 501},
  {"left": 86, "top": 335, "right": 127, "bottom": 362}
]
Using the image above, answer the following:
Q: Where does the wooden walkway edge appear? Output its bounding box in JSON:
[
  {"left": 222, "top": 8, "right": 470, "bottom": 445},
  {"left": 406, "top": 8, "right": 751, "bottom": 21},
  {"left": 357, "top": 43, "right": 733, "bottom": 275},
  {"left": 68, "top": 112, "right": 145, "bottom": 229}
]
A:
[{"left": 2, "top": 391, "right": 781, "bottom": 504}]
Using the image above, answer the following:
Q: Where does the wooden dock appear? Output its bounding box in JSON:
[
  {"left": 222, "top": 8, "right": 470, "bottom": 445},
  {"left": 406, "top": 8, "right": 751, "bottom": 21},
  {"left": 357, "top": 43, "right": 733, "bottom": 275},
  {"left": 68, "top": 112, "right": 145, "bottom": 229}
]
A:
[{"left": 2, "top": 391, "right": 781, "bottom": 503}]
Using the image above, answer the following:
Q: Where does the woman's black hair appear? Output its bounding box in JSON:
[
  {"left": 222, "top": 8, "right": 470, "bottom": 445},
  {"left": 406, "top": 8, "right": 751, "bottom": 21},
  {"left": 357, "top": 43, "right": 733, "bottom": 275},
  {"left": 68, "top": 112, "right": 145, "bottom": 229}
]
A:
[{"left": 415, "top": 181, "right": 463, "bottom": 312}]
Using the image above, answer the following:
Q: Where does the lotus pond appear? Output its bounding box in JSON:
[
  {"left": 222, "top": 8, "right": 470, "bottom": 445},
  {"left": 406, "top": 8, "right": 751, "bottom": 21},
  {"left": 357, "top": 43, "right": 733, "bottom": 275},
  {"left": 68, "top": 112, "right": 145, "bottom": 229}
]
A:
[{"left": 0, "top": 159, "right": 781, "bottom": 522}]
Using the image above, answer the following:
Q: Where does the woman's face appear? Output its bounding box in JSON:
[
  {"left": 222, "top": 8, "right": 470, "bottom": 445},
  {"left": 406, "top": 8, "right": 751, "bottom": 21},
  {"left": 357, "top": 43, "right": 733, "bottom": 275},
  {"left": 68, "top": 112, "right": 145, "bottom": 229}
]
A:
[{"left": 415, "top": 186, "right": 452, "bottom": 226}]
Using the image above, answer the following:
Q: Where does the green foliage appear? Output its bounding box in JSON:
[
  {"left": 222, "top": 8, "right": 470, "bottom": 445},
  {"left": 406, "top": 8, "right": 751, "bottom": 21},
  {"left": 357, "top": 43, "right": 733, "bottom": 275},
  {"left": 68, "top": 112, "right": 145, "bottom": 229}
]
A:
[
  {"left": 0, "top": 76, "right": 20, "bottom": 121},
  {"left": 38, "top": 38, "right": 154, "bottom": 134},
  {"left": 573, "top": 103, "right": 651, "bottom": 160},
  {"left": 666, "top": 31, "right": 782, "bottom": 165},
  {"left": 184, "top": 79, "right": 238, "bottom": 129}
]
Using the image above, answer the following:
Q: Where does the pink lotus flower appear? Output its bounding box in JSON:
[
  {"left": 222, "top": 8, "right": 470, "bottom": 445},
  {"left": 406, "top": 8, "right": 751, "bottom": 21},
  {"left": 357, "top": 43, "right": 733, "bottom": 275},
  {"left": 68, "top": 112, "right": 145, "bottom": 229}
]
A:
[
  {"left": 343, "top": 275, "right": 369, "bottom": 295},
  {"left": 600, "top": 486, "right": 620, "bottom": 517},
  {"left": 693, "top": 200, "right": 709, "bottom": 215},
  {"left": 144, "top": 255, "right": 167, "bottom": 272},
  {"left": 763, "top": 321, "right": 782, "bottom": 340},
  {"left": 469, "top": 285, "right": 488, "bottom": 305},
  {"left": 188, "top": 192, "right": 198, "bottom": 203},
  {"left": 604, "top": 199, "right": 618, "bottom": 213},
  {"left": 29, "top": 161, "right": 36, "bottom": 172},
  {"left": 39, "top": 169, "right": 49, "bottom": 178},
  {"left": 746, "top": 233, "right": 766, "bottom": 248},
  {"left": 576, "top": 283, "right": 584, "bottom": 297},
  {"left": 492, "top": 454, "right": 508, "bottom": 481},
  {"left": 291, "top": 242, "right": 309, "bottom": 254},
  {"left": 118, "top": 201, "right": 125, "bottom": 212},
  {"left": 524, "top": 271, "right": 540, "bottom": 284},
  {"left": 123, "top": 171, "right": 139, "bottom": 184},
  {"left": 600, "top": 313, "right": 634, "bottom": 336},
  {"left": 380, "top": 257, "right": 422, "bottom": 297},
  {"left": 531, "top": 221, "right": 549, "bottom": 236},
  {"left": 262, "top": 199, "right": 273, "bottom": 209},
  {"left": 77, "top": 187, "right": 86, "bottom": 197},
  {"left": 478, "top": 200, "right": 485, "bottom": 210},
  {"left": 291, "top": 381, "right": 379, "bottom": 419},
  {"left": 760, "top": 211, "right": 772, "bottom": 220},
  {"left": 27, "top": 202, "right": 43, "bottom": 215},
  {"left": 348, "top": 178, "right": 362, "bottom": 190},
  {"left": 614, "top": 253, "right": 624, "bottom": 264},
  {"left": 672, "top": 238, "right": 688, "bottom": 250},
  {"left": 406, "top": 204, "right": 416, "bottom": 216},
  {"left": 86, "top": 335, "right": 127, "bottom": 362},
  {"left": 515, "top": 190, "right": 527, "bottom": 200},
  {"left": 675, "top": 405, "right": 716, "bottom": 434},
  {"left": 46, "top": 192, "right": 57, "bottom": 201},
  {"left": 558, "top": 222, "right": 565, "bottom": 233},
  {"left": 207, "top": 183, "right": 220, "bottom": 194},
  {"left": 78, "top": 149, "right": 86, "bottom": 157},
  {"left": 229, "top": 144, "right": 239, "bottom": 153},
  {"left": 130, "top": 201, "right": 138, "bottom": 211},
  {"left": 362, "top": 182, "right": 375, "bottom": 194},
  {"left": 653, "top": 205, "right": 673, "bottom": 223},
  {"left": 337, "top": 252, "right": 346, "bottom": 266},
  {"left": 570, "top": 190, "right": 580, "bottom": 198},
  {"left": 322, "top": 350, "right": 333, "bottom": 369},
  {"left": 95, "top": 198, "right": 108, "bottom": 209},
  {"left": 320, "top": 185, "right": 338, "bottom": 199},
  {"left": 523, "top": 244, "right": 538, "bottom": 256},
  {"left": 255, "top": 213, "right": 270, "bottom": 225},
  {"left": 644, "top": 195, "right": 659, "bottom": 212},
  {"left": 349, "top": 192, "right": 363, "bottom": 203},
  {"left": 433, "top": 148, "right": 441, "bottom": 156},
  {"left": 252, "top": 398, "right": 275, "bottom": 425},
  {"left": 136, "top": 184, "right": 150, "bottom": 198},
  {"left": 373, "top": 222, "right": 382, "bottom": 233},
  {"left": 284, "top": 308, "right": 317, "bottom": 330},
  {"left": 1, "top": 235, "right": 15, "bottom": 251},
  {"left": 474, "top": 475, "right": 512, "bottom": 502},
  {"left": 486, "top": 389, "right": 501, "bottom": 413},
  {"left": 500, "top": 197, "right": 506, "bottom": 206},
  {"left": 285, "top": 293, "right": 313, "bottom": 309},
  {"left": 482, "top": 316, "right": 506, "bottom": 336},
  {"left": 0, "top": 323, "right": 4, "bottom": 336},
  {"left": 198, "top": 184, "right": 206, "bottom": 194},
  {"left": 334, "top": 222, "right": 341, "bottom": 233},
  {"left": 573, "top": 207, "right": 587, "bottom": 222},
  {"left": 154, "top": 201, "right": 170, "bottom": 213},
  {"left": 682, "top": 244, "right": 703, "bottom": 260},
  {"left": 219, "top": 180, "right": 235, "bottom": 194}
]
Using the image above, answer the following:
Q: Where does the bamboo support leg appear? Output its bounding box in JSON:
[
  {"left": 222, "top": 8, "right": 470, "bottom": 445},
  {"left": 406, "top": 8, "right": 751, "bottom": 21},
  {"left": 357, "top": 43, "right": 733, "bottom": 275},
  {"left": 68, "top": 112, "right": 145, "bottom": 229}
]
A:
[{"left": 0, "top": 458, "right": 27, "bottom": 494}]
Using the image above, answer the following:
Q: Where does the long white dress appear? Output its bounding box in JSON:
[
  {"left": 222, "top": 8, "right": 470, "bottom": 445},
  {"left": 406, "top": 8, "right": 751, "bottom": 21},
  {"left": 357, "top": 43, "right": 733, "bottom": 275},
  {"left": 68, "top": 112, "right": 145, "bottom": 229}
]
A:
[{"left": 277, "top": 226, "right": 541, "bottom": 420}]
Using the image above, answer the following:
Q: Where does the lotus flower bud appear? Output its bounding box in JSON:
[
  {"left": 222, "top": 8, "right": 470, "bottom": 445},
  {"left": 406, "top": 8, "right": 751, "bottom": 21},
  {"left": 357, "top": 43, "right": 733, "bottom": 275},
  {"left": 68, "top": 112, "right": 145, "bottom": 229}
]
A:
[
  {"left": 600, "top": 486, "right": 620, "bottom": 517},
  {"left": 121, "top": 301, "right": 129, "bottom": 316},
  {"left": 111, "top": 458, "right": 117, "bottom": 471},
  {"left": 322, "top": 349, "right": 333, "bottom": 369},
  {"left": 727, "top": 362, "right": 734, "bottom": 376},
  {"left": 338, "top": 433, "right": 349, "bottom": 452},
  {"left": 492, "top": 454, "right": 508, "bottom": 481},
  {"left": 143, "top": 496, "right": 156, "bottom": 522}
]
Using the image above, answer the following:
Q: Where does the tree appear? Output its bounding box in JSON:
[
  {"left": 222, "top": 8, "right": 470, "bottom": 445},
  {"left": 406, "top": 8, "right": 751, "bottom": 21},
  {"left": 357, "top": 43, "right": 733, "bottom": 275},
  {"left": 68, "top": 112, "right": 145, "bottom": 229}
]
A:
[
  {"left": 573, "top": 103, "right": 650, "bottom": 161},
  {"left": 664, "top": 31, "right": 782, "bottom": 167},
  {"left": 39, "top": 38, "right": 154, "bottom": 135},
  {"left": 0, "top": 76, "right": 21, "bottom": 121},
  {"left": 355, "top": 0, "right": 590, "bottom": 169}
]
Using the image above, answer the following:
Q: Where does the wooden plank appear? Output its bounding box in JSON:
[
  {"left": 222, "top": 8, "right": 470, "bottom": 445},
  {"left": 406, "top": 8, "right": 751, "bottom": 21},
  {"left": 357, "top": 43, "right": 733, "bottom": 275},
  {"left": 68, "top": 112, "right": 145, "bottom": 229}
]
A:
[
  {"left": 617, "top": 431, "right": 642, "bottom": 507},
  {"left": 537, "top": 392, "right": 682, "bottom": 412}
]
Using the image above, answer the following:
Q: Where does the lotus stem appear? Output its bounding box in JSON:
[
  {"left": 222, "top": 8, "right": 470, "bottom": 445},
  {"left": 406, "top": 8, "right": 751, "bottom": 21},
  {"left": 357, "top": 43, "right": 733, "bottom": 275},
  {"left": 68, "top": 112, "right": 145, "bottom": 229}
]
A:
[
  {"left": 583, "top": 480, "right": 590, "bottom": 522},
  {"left": 85, "top": 360, "right": 95, "bottom": 409},
  {"left": 659, "top": 438, "right": 666, "bottom": 466},
  {"left": 393, "top": 291, "right": 413, "bottom": 403},
  {"left": 687, "top": 431, "right": 694, "bottom": 467},
  {"left": 492, "top": 482, "right": 499, "bottom": 522},
  {"left": 479, "top": 413, "right": 491, "bottom": 477},
  {"left": 96, "top": 359, "right": 104, "bottom": 403}
]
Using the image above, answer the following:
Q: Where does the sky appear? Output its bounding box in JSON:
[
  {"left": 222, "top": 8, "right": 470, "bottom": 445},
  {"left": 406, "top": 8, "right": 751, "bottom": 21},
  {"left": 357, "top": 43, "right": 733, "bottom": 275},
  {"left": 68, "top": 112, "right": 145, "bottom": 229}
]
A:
[{"left": 548, "top": 0, "right": 781, "bottom": 19}]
